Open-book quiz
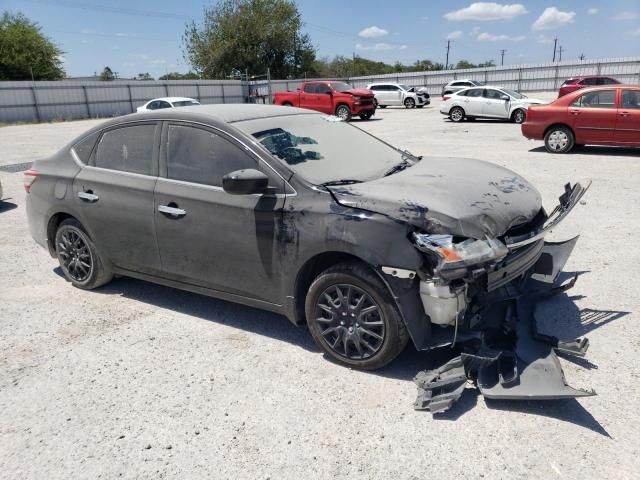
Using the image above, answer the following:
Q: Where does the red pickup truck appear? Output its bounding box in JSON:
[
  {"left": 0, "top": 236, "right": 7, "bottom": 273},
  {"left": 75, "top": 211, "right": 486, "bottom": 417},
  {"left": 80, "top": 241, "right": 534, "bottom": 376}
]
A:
[{"left": 273, "top": 81, "right": 376, "bottom": 121}]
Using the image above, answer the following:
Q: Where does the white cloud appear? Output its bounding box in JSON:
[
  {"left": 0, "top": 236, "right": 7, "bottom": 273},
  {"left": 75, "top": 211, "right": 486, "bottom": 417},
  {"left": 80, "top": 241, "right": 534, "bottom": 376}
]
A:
[
  {"left": 587, "top": 8, "right": 598, "bottom": 15},
  {"left": 470, "top": 26, "right": 481, "bottom": 35},
  {"left": 631, "top": 27, "right": 640, "bottom": 36},
  {"left": 536, "top": 34, "right": 553, "bottom": 44},
  {"left": 150, "top": 59, "right": 166, "bottom": 65},
  {"left": 358, "top": 26, "right": 388, "bottom": 38},
  {"left": 447, "top": 30, "right": 464, "bottom": 40},
  {"left": 399, "top": 45, "right": 408, "bottom": 50},
  {"left": 444, "top": 3, "right": 528, "bottom": 21},
  {"left": 532, "top": 7, "right": 576, "bottom": 30},
  {"left": 356, "top": 43, "right": 396, "bottom": 51},
  {"left": 612, "top": 12, "right": 638, "bottom": 21},
  {"left": 477, "top": 32, "right": 526, "bottom": 41}
]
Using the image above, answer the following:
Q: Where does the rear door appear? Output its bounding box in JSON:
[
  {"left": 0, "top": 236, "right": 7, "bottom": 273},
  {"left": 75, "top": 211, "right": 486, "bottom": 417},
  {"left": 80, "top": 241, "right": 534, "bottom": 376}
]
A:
[
  {"left": 569, "top": 89, "right": 618, "bottom": 144},
  {"left": 154, "top": 122, "right": 287, "bottom": 301},
  {"left": 482, "top": 88, "right": 510, "bottom": 118},
  {"left": 72, "top": 122, "right": 161, "bottom": 274},
  {"left": 614, "top": 89, "right": 640, "bottom": 145}
]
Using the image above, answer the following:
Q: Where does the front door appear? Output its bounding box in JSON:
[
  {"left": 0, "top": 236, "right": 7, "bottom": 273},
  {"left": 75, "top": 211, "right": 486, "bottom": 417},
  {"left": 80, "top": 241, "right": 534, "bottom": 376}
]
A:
[
  {"left": 154, "top": 122, "right": 286, "bottom": 303},
  {"left": 72, "top": 122, "right": 162, "bottom": 274},
  {"left": 314, "top": 83, "right": 335, "bottom": 114},
  {"left": 461, "top": 88, "right": 484, "bottom": 116},
  {"left": 569, "top": 89, "right": 618, "bottom": 144},
  {"left": 482, "top": 88, "right": 510, "bottom": 118},
  {"left": 615, "top": 89, "right": 640, "bottom": 145}
]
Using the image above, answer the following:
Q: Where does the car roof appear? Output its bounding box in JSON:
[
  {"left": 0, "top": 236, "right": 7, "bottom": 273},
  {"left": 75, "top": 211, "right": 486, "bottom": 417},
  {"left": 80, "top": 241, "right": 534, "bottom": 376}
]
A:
[
  {"left": 367, "top": 82, "right": 401, "bottom": 85},
  {"left": 147, "top": 97, "right": 199, "bottom": 103}
]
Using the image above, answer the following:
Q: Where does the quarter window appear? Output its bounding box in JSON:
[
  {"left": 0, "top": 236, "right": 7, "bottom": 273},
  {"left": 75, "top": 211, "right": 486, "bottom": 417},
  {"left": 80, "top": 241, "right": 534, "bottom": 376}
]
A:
[
  {"left": 166, "top": 125, "right": 258, "bottom": 187},
  {"left": 571, "top": 90, "right": 616, "bottom": 108},
  {"left": 94, "top": 124, "right": 156, "bottom": 175},
  {"left": 72, "top": 131, "right": 99, "bottom": 164}
]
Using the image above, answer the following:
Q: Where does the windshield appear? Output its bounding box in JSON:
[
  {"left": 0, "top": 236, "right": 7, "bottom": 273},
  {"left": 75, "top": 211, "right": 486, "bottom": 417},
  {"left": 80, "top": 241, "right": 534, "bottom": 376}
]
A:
[
  {"left": 235, "top": 114, "right": 407, "bottom": 185},
  {"left": 399, "top": 84, "right": 410, "bottom": 91},
  {"left": 502, "top": 89, "right": 526, "bottom": 99},
  {"left": 173, "top": 100, "right": 200, "bottom": 107},
  {"left": 331, "top": 82, "right": 354, "bottom": 92}
]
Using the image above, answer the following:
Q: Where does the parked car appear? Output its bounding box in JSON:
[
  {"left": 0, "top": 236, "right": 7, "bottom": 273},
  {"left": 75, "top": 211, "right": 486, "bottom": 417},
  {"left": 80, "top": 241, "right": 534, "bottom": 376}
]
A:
[
  {"left": 440, "top": 86, "right": 547, "bottom": 123},
  {"left": 558, "top": 76, "right": 620, "bottom": 97},
  {"left": 522, "top": 85, "right": 640, "bottom": 153},
  {"left": 273, "top": 81, "right": 375, "bottom": 121},
  {"left": 25, "top": 104, "right": 593, "bottom": 412},
  {"left": 441, "top": 79, "right": 484, "bottom": 97},
  {"left": 366, "top": 83, "right": 429, "bottom": 109},
  {"left": 137, "top": 97, "right": 200, "bottom": 112}
]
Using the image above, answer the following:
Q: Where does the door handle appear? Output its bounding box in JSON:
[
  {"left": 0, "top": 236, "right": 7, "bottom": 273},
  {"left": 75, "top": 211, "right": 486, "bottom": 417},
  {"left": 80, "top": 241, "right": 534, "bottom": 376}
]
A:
[
  {"left": 158, "top": 204, "right": 187, "bottom": 217},
  {"left": 619, "top": 111, "right": 630, "bottom": 117},
  {"left": 569, "top": 109, "right": 580, "bottom": 115},
  {"left": 78, "top": 190, "right": 99, "bottom": 202}
]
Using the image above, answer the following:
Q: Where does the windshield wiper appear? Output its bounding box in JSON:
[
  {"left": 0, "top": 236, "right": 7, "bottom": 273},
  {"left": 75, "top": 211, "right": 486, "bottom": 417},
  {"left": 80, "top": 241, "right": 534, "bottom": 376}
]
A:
[
  {"left": 384, "top": 161, "right": 410, "bottom": 177},
  {"left": 321, "top": 179, "right": 363, "bottom": 186}
]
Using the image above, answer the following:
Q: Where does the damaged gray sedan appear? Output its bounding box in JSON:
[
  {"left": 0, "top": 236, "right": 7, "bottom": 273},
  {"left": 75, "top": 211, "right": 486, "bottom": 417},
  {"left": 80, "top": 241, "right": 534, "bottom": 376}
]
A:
[{"left": 26, "top": 104, "right": 593, "bottom": 413}]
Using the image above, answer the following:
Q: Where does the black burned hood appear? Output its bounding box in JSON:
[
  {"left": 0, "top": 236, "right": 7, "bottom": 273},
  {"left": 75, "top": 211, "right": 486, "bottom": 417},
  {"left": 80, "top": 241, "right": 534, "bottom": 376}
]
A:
[{"left": 328, "top": 157, "right": 542, "bottom": 239}]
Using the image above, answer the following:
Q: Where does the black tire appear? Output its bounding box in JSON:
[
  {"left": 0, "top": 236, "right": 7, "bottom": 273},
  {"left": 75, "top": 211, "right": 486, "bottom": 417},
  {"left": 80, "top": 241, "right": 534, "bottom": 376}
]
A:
[
  {"left": 512, "top": 109, "right": 526, "bottom": 124},
  {"left": 449, "top": 106, "right": 465, "bottom": 122},
  {"left": 359, "top": 111, "right": 373, "bottom": 120},
  {"left": 55, "top": 218, "right": 113, "bottom": 290},
  {"left": 416, "top": 105, "right": 425, "bottom": 109},
  {"left": 544, "top": 125, "right": 574, "bottom": 154},
  {"left": 378, "top": 105, "right": 387, "bottom": 109},
  {"left": 404, "top": 97, "right": 416, "bottom": 109},
  {"left": 305, "top": 262, "right": 409, "bottom": 370},
  {"left": 282, "top": 102, "right": 293, "bottom": 107},
  {"left": 335, "top": 104, "right": 352, "bottom": 121}
]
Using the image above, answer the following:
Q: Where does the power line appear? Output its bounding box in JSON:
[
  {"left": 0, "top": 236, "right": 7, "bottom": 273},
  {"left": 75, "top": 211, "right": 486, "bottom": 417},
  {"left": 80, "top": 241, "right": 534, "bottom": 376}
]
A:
[{"left": 22, "top": 0, "right": 190, "bottom": 20}]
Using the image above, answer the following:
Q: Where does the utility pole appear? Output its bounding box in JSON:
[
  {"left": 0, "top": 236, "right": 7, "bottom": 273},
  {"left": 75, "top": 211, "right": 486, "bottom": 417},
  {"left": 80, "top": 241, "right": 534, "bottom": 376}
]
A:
[
  {"left": 445, "top": 40, "right": 451, "bottom": 69},
  {"left": 500, "top": 49, "right": 507, "bottom": 66},
  {"left": 579, "top": 53, "right": 585, "bottom": 61},
  {"left": 552, "top": 37, "right": 558, "bottom": 62},
  {"left": 558, "top": 45, "right": 564, "bottom": 62}
]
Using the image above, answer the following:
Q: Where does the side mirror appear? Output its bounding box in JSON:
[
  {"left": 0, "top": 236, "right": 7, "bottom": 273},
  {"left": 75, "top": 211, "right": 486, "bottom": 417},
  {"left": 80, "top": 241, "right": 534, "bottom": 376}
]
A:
[
  {"left": 222, "top": 169, "right": 269, "bottom": 195},
  {"left": 500, "top": 94, "right": 510, "bottom": 101}
]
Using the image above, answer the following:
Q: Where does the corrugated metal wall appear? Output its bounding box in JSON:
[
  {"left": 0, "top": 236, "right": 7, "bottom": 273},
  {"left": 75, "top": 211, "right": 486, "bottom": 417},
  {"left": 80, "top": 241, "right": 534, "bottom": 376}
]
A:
[
  {"left": 1, "top": 57, "right": 639, "bottom": 123},
  {"left": 0, "top": 80, "right": 247, "bottom": 123}
]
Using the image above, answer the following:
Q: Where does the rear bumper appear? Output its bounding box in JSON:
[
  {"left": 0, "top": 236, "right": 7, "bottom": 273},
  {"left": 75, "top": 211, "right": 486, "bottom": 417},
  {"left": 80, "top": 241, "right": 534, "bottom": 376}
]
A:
[
  {"left": 521, "top": 122, "right": 545, "bottom": 140},
  {"left": 26, "top": 195, "right": 48, "bottom": 251}
]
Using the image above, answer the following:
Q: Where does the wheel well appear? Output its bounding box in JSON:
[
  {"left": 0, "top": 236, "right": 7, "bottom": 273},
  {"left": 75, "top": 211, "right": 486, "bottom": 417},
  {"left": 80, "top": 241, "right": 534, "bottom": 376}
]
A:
[
  {"left": 335, "top": 103, "right": 350, "bottom": 112},
  {"left": 293, "top": 252, "right": 368, "bottom": 324},
  {"left": 544, "top": 123, "right": 574, "bottom": 138},
  {"left": 46, "top": 213, "right": 76, "bottom": 256},
  {"left": 282, "top": 101, "right": 293, "bottom": 106},
  {"left": 444, "top": 91, "right": 452, "bottom": 95}
]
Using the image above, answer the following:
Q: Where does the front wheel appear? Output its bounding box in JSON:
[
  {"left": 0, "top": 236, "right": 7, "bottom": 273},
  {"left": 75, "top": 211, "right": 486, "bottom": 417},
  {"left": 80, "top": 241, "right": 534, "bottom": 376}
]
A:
[
  {"left": 512, "top": 109, "right": 526, "bottom": 124},
  {"left": 335, "top": 104, "right": 352, "bottom": 121},
  {"left": 359, "top": 111, "right": 373, "bottom": 120},
  {"left": 404, "top": 97, "right": 416, "bottom": 109},
  {"left": 544, "top": 126, "right": 574, "bottom": 154},
  {"left": 449, "top": 106, "right": 465, "bottom": 122},
  {"left": 55, "top": 219, "right": 113, "bottom": 290},
  {"left": 305, "top": 262, "right": 408, "bottom": 370}
]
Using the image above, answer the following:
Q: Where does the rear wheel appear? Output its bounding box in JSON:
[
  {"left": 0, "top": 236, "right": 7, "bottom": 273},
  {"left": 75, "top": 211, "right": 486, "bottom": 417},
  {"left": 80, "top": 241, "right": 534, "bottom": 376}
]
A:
[
  {"left": 544, "top": 126, "right": 574, "bottom": 154},
  {"left": 55, "top": 219, "right": 112, "bottom": 290},
  {"left": 512, "top": 109, "right": 526, "bottom": 124},
  {"left": 404, "top": 97, "right": 416, "bottom": 109},
  {"left": 306, "top": 262, "right": 408, "bottom": 370},
  {"left": 449, "top": 106, "right": 465, "bottom": 122},
  {"left": 335, "top": 104, "right": 352, "bottom": 121}
]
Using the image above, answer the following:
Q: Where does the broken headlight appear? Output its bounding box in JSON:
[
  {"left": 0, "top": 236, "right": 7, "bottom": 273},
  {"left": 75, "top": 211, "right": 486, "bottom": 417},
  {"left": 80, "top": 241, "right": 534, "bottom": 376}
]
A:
[{"left": 413, "top": 233, "right": 508, "bottom": 270}]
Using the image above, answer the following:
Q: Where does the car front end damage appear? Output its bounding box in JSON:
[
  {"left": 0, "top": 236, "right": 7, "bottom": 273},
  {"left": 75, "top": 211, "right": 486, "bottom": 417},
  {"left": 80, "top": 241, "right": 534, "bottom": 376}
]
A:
[{"left": 402, "top": 181, "right": 594, "bottom": 413}]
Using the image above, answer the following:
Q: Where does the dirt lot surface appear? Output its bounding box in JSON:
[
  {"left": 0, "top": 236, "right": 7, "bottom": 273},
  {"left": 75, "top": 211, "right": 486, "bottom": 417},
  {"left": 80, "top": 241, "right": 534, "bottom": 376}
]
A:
[{"left": 1, "top": 99, "right": 639, "bottom": 479}]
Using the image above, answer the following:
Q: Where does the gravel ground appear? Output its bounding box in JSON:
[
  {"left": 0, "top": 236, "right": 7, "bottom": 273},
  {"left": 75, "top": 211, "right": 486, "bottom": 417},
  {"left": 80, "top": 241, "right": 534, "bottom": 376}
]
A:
[{"left": 1, "top": 98, "right": 639, "bottom": 479}]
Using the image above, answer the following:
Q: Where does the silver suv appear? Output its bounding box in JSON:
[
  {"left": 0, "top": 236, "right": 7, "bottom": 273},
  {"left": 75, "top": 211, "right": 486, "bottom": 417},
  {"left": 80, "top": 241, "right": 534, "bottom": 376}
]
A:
[
  {"left": 442, "top": 79, "right": 484, "bottom": 97},
  {"left": 366, "top": 83, "right": 429, "bottom": 109}
]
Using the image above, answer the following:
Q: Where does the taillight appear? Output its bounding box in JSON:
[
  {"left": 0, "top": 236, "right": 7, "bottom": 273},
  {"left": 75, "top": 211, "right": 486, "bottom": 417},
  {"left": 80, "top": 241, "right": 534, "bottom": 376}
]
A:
[
  {"left": 443, "top": 95, "right": 450, "bottom": 101},
  {"left": 23, "top": 169, "right": 39, "bottom": 193}
]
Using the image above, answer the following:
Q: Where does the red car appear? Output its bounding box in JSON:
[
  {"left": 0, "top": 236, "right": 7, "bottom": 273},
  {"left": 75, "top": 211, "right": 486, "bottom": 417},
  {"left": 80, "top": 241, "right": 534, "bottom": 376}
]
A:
[
  {"left": 558, "top": 75, "right": 620, "bottom": 97},
  {"left": 522, "top": 85, "right": 640, "bottom": 153},
  {"left": 273, "top": 81, "right": 376, "bottom": 121}
]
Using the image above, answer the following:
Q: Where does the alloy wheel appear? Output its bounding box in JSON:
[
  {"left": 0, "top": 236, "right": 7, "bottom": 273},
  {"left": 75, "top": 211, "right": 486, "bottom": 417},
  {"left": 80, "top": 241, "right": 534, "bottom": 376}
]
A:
[
  {"left": 450, "top": 108, "right": 463, "bottom": 122},
  {"left": 336, "top": 106, "right": 350, "bottom": 120},
  {"left": 514, "top": 110, "right": 525, "bottom": 123},
  {"left": 313, "top": 284, "right": 385, "bottom": 360},
  {"left": 57, "top": 228, "right": 93, "bottom": 282}
]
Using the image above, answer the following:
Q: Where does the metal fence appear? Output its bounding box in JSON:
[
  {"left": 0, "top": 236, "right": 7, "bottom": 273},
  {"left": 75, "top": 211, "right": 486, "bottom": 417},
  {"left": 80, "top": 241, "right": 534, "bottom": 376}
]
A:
[
  {"left": 1, "top": 57, "right": 639, "bottom": 123},
  {"left": 0, "top": 79, "right": 247, "bottom": 123}
]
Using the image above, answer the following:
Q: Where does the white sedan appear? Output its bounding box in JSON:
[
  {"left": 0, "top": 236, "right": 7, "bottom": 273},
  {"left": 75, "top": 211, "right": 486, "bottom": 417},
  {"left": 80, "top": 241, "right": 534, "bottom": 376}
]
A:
[
  {"left": 136, "top": 97, "right": 200, "bottom": 113},
  {"left": 440, "top": 86, "right": 546, "bottom": 123}
]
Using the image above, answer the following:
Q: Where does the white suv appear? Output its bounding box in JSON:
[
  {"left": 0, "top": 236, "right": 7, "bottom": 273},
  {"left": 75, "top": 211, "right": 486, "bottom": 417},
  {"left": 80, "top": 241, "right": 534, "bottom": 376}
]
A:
[
  {"left": 366, "top": 83, "right": 429, "bottom": 109},
  {"left": 442, "top": 79, "right": 484, "bottom": 97}
]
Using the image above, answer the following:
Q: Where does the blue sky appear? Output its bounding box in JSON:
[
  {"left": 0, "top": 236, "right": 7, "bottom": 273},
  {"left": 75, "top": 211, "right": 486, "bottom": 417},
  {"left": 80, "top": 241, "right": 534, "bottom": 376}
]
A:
[{"left": 3, "top": 0, "right": 640, "bottom": 78}]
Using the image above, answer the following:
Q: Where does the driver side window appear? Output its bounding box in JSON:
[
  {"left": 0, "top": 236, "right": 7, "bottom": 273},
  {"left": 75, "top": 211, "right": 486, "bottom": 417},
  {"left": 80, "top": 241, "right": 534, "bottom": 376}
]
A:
[
  {"left": 166, "top": 124, "right": 266, "bottom": 188},
  {"left": 315, "top": 84, "right": 332, "bottom": 94}
]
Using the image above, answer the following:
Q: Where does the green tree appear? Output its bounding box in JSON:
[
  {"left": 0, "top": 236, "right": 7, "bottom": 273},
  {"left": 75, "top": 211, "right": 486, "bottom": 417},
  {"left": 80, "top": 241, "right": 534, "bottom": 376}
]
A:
[
  {"left": 99, "top": 66, "right": 114, "bottom": 81},
  {"left": 183, "top": 0, "right": 316, "bottom": 79},
  {"left": 135, "top": 72, "right": 153, "bottom": 80},
  {"left": 159, "top": 71, "right": 200, "bottom": 80},
  {"left": 455, "top": 59, "right": 496, "bottom": 69},
  {"left": 0, "top": 11, "right": 65, "bottom": 80}
]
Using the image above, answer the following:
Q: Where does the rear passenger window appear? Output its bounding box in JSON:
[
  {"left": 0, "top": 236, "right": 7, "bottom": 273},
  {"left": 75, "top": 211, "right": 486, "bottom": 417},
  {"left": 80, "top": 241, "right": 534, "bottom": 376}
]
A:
[
  {"left": 467, "top": 88, "right": 483, "bottom": 97},
  {"left": 571, "top": 90, "right": 616, "bottom": 108},
  {"left": 94, "top": 124, "right": 156, "bottom": 175},
  {"left": 72, "top": 131, "right": 99, "bottom": 164},
  {"left": 166, "top": 125, "right": 257, "bottom": 187},
  {"left": 622, "top": 90, "right": 640, "bottom": 109}
]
